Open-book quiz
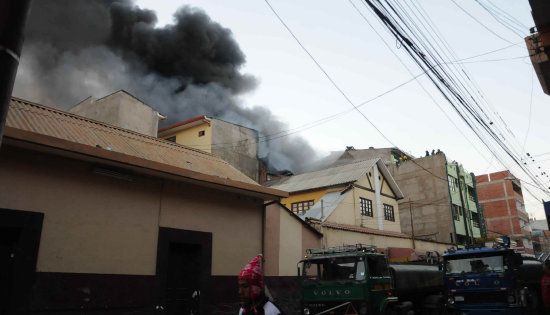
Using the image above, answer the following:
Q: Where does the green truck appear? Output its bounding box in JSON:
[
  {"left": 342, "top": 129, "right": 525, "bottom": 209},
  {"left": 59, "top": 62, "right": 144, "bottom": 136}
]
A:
[{"left": 298, "top": 244, "right": 444, "bottom": 315}]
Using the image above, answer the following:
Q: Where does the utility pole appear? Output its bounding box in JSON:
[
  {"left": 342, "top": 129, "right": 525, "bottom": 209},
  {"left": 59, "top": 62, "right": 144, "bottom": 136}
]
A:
[
  {"left": 0, "top": 0, "right": 32, "bottom": 147},
  {"left": 455, "top": 164, "right": 471, "bottom": 247},
  {"left": 409, "top": 198, "right": 416, "bottom": 249}
]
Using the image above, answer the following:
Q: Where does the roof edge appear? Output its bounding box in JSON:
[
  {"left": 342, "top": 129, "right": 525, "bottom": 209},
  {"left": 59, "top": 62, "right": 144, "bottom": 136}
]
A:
[
  {"left": 158, "top": 115, "right": 211, "bottom": 134},
  {"left": 10, "top": 97, "right": 213, "bottom": 157},
  {"left": 264, "top": 201, "right": 323, "bottom": 237},
  {"left": 4, "top": 126, "right": 288, "bottom": 200}
]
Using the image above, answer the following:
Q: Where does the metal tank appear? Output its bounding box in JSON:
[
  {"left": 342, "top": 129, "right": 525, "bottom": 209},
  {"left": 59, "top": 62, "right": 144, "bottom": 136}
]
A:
[{"left": 389, "top": 263, "right": 443, "bottom": 294}]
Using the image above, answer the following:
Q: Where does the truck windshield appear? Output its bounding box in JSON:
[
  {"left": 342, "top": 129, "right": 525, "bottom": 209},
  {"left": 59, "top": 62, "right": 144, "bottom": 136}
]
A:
[
  {"left": 303, "top": 257, "right": 366, "bottom": 281},
  {"left": 445, "top": 255, "right": 506, "bottom": 275}
]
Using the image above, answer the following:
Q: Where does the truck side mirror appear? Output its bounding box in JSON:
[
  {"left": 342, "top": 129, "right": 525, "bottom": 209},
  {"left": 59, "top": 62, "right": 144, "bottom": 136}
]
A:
[{"left": 438, "top": 262, "right": 443, "bottom": 271}]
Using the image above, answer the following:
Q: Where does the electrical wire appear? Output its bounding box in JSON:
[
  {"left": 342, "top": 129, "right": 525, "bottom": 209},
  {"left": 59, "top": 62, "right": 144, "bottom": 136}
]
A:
[
  {"left": 475, "top": 0, "right": 527, "bottom": 38},
  {"left": 360, "top": 0, "right": 550, "bottom": 201},
  {"left": 523, "top": 68, "right": 535, "bottom": 151},
  {"left": 450, "top": 0, "right": 521, "bottom": 46}
]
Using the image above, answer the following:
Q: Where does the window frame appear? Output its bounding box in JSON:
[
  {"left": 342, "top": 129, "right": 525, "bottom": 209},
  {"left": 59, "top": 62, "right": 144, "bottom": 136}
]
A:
[
  {"left": 383, "top": 204, "right": 395, "bottom": 222},
  {"left": 360, "top": 197, "right": 373, "bottom": 217},
  {"left": 291, "top": 200, "right": 314, "bottom": 215},
  {"left": 452, "top": 204, "right": 460, "bottom": 221}
]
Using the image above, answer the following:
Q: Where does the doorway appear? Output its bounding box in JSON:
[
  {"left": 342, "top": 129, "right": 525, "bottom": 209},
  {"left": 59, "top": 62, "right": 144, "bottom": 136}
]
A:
[
  {"left": 0, "top": 209, "right": 43, "bottom": 315},
  {"left": 156, "top": 228, "right": 212, "bottom": 315}
]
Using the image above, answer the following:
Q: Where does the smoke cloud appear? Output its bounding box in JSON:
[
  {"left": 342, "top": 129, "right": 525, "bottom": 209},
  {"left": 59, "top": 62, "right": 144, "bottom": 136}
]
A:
[{"left": 13, "top": 0, "right": 317, "bottom": 173}]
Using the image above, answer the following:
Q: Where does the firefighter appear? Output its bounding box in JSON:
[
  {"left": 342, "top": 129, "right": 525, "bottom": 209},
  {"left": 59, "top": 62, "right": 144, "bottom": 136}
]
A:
[{"left": 238, "top": 254, "right": 281, "bottom": 315}]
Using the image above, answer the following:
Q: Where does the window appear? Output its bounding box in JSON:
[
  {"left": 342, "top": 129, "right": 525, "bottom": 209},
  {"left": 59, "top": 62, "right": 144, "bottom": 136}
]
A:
[
  {"left": 367, "top": 255, "right": 390, "bottom": 277},
  {"left": 448, "top": 176, "right": 458, "bottom": 192},
  {"left": 467, "top": 186, "right": 475, "bottom": 202},
  {"left": 198, "top": 130, "right": 205, "bottom": 137},
  {"left": 166, "top": 136, "right": 176, "bottom": 142},
  {"left": 360, "top": 198, "right": 373, "bottom": 217},
  {"left": 303, "top": 257, "right": 366, "bottom": 281},
  {"left": 445, "top": 255, "right": 505, "bottom": 275},
  {"left": 516, "top": 200, "right": 526, "bottom": 213},
  {"left": 472, "top": 212, "right": 480, "bottom": 228},
  {"left": 512, "top": 181, "right": 522, "bottom": 196},
  {"left": 383, "top": 204, "right": 395, "bottom": 221},
  {"left": 452, "top": 204, "right": 460, "bottom": 221},
  {"left": 291, "top": 200, "right": 314, "bottom": 214}
]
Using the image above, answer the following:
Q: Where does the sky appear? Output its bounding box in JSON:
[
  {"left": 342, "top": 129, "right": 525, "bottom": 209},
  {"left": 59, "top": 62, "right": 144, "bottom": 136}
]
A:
[
  {"left": 130, "top": 0, "right": 549, "bottom": 219},
  {"left": 14, "top": 0, "right": 536, "bottom": 219}
]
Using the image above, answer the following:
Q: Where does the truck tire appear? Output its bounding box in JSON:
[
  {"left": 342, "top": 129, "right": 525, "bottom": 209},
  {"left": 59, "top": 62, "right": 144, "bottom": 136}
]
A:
[
  {"left": 385, "top": 303, "right": 414, "bottom": 315},
  {"left": 421, "top": 295, "right": 445, "bottom": 315}
]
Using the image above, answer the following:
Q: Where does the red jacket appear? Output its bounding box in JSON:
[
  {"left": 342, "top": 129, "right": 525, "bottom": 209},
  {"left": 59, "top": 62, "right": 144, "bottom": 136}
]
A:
[{"left": 542, "top": 274, "right": 550, "bottom": 307}]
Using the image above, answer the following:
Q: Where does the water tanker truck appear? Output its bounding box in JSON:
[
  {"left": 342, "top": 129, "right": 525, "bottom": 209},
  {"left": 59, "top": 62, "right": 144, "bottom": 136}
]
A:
[
  {"left": 298, "top": 244, "right": 445, "bottom": 315},
  {"left": 443, "top": 239, "right": 543, "bottom": 315}
]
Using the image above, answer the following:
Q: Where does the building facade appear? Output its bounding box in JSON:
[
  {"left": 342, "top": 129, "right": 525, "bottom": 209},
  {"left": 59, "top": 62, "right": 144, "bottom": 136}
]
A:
[
  {"left": 158, "top": 116, "right": 261, "bottom": 182},
  {"left": 265, "top": 159, "right": 453, "bottom": 253},
  {"left": 70, "top": 90, "right": 165, "bottom": 137},
  {"left": 391, "top": 153, "right": 486, "bottom": 247},
  {"left": 1, "top": 98, "right": 287, "bottom": 314},
  {"left": 476, "top": 171, "right": 534, "bottom": 254}
]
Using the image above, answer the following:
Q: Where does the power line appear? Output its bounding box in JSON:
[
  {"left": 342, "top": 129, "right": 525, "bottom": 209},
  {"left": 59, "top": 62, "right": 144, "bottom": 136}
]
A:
[
  {"left": 523, "top": 69, "right": 535, "bottom": 151},
  {"left": 475, "top": 0, "right": 527, "bottom": 39},
  {"left": 360, "top": 0, "right": 550, "bottom": 199},
  {"left": 263, "top": 0, "right": 449, "bottom": 181},
  {"left": 454, "top": 55, "right": 530, "bottom": 64},
  {"left": 450, "top": 0, "right": 520, "bottom": 46}
]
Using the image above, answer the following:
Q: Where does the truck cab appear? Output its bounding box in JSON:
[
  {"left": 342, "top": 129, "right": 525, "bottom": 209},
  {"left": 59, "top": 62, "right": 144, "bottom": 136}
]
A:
[
  {"left": 299, "top": 245, "right": 394, "bottom": 315},
  {"left": 443, "top": 246, "right": 542, "bottom": 315},
  {"left": 299, "top": 244, "right": 443, "bottom": 315}
]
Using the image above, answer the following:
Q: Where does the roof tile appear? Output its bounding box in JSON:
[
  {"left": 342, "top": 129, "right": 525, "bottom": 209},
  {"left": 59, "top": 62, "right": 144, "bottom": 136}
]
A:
[{"left": 5, "top": 97, "right": 270, "bottom": 189}]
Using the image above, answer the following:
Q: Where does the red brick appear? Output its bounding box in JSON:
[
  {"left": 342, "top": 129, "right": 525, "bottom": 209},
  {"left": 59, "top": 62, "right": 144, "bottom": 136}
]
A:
[{"left": 481, "top": 200, "right": 508, "bottom": 218}]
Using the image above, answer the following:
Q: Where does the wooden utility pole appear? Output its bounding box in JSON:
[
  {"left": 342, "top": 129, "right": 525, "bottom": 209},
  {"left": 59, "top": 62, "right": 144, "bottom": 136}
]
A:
[{"left": 409, "top": 198, "right": 416, "bottom": 249}]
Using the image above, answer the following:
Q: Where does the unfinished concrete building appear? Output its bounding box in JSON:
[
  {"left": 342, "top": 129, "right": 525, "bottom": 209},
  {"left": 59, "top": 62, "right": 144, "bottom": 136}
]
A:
[
  {"left": 314, "top": 147, "right": 486, "bottom": 247},
  {"left": 70, "top": 90, "right": 165, "bottom": 137},
  {"left": 391, "top": 154, "right": 486, "bottom": 247}
]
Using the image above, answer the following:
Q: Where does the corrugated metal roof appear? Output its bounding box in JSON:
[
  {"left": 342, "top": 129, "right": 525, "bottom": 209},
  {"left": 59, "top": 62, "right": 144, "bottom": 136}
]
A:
[
  {"left": 5, "top": 97, "right": 260, "bottom": 186},
  {"left": 268, "top": 159, "right": 378, "bottom": 192},
  {"left": 298, "top": 190, "right": 350, "bottom": 222}
]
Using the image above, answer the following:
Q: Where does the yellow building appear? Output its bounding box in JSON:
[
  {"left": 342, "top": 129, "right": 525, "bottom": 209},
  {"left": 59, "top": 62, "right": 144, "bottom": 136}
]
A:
[
  {"left": 157, "top": 115, "right": 213, "bottom": 152},
  {"left": 265, "top": 159, "right": 450, "bottom": 253},
  {"left": 267, "top": 159, "right": 404, "bottom": 233},
  {"left": 158, "top": 116, "right": 261, "bottom": 182}
]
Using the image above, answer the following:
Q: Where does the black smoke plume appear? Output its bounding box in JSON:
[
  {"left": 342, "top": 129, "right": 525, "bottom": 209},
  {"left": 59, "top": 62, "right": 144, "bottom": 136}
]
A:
[{"left": 13, "top": 0, "right": 317, "bottom": 173}]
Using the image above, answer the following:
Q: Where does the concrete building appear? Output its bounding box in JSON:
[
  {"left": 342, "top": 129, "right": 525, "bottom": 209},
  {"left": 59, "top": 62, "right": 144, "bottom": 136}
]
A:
[
  {"left": 525, "top": 0, "right": 550, "bottom": 95},
  {"left": 70, "top": 90, "right": 165, "bottom": 137},
  {"left": 531, "top": 220, "right": 550, "bottom": 254},
  {"left": 262, "top": 202, "right": 322, "bottom": 313},
  {"left": 309, "top": 146, "right": 410, "bottom": 172},
  {"left": 391, "top": 154, "right": 486, "bottom": 247},
  {"left": 476, "top": 171, "right": 534, "bottom": 254},
  {"left": 1, "top": 97, "right": 289, "bottom": 314},
  {"left": 265, "top": 159, "right": 452, "bottom": 253},
  {"left": 158, "top": 116, "right": 261, "bottom": 182}
]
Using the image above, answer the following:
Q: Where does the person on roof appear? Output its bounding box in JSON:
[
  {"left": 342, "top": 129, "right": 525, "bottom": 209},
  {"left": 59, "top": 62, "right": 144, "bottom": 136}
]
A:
[{"left": 238, "top": 254, "right": 281, "bottom": 315}]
